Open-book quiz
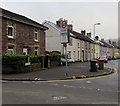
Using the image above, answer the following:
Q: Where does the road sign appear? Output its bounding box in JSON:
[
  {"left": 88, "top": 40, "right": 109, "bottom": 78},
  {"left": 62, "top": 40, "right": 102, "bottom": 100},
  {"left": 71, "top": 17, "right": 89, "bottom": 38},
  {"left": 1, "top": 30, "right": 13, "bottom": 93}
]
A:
[
  {"left": 60, "top": 20, "right": 67, "bottom": 32},
  {"left": 60, "top": 20, "right": 68, "bottom": 44}
]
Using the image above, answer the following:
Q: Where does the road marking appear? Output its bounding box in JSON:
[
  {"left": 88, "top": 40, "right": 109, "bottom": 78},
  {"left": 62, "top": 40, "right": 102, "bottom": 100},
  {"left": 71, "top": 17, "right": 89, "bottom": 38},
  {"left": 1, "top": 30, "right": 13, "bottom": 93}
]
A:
[
  {"left": 49, "top": 83, "right": 59, "bottom": 86},
  {"left": 80, "top": 75, "right": 86, "bottom": 78},
  {"left": 85, "top": 81, "right": 92, "bottom": 83},
  {"left": 52, "top": 96, "right": 67, "bottom": 101},
  {"left": 1, "top": 68, "right": 117, "bottom": 83},
  {"left": 64, "top": 85, "right": 70, "bottom": 87}
]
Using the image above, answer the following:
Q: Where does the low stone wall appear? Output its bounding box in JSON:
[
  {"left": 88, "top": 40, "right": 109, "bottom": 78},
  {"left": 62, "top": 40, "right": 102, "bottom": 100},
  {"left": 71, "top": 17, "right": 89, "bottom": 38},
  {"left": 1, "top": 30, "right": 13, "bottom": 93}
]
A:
[
  {"left": 2, "top": 60, "right": 60, "bottom": 74},
  {"left": 2, "top": 62, "right": 31, "bottom": 74},
  {"left": 2, "top": 61, "right": 59, "bottom": 74},
  {"left": 50, "top": 61, "right": 61, "bottom": 68},
  {"left": 31, "top": 63, "right": 41, "bottom": 72},
  {"left": 2, "top": 63, "right": 42, "bottom": 74}
]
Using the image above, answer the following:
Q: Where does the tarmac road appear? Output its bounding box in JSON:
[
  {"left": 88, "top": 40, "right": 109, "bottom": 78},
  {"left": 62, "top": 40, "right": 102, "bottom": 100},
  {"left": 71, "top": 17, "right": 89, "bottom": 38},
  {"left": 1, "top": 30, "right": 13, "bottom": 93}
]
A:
[{"left": 2, "top": 60, "right": 119, "bottom": 104}]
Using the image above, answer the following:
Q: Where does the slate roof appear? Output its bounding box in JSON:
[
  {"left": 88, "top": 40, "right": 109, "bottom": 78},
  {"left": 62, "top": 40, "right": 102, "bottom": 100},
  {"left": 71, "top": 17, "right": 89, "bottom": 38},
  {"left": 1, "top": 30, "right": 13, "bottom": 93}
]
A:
[
  {"left": 70, "top": 30, "right": 95, "bottom": 43},
  {"left": 43, "top": 20, "right": 96, "bottom": 43},
  {"left": 111, "top": 43, "right": 119, "bottom": 48},
  {"left": 1, "top": 8, "right": 48, "bottom": 30},
  {"left": 95, "top": 40, "right": 104, "bottom": 46},
  {"left": 43, "top": 20, "right": 61, "bottom": 31},
  {"left": 44, "top": 20, "right": 116, "bottom": 47},
  {"left": 100, "top": 40, "right": 114, "bottom": 48}
]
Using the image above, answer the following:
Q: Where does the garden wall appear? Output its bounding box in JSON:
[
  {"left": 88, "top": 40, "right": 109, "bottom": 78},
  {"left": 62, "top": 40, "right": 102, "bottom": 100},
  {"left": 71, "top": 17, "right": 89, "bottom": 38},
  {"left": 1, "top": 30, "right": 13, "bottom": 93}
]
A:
[{"left": 2, "top": 54, "right": 61, "bottom": 74}]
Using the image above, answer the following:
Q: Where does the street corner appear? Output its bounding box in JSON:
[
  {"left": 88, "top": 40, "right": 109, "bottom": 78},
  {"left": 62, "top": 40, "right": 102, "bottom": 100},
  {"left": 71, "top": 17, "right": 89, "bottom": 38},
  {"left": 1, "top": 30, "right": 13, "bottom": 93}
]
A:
[
  {"left": 1, "top": 77, "right": 48, "bottom": 82},
  {"left": 65, "top": 68, "right": 116, "bottom": 81},
  {"left": 1, "top": 67, "right": 117, "bottom": 83}
]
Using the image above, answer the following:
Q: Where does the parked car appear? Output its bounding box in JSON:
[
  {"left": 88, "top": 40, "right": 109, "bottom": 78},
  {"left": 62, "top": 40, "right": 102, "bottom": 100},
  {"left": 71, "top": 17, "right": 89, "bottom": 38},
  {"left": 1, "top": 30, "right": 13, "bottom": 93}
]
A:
[
  {"left": 107, "top": 56, "right": 112, "bottom": 60},
  {"left": 61, "top": 58, "right": 69, "bottom": 65},
  {"left": 112, "top": 56, "right": 117, "bottom": 60},
  {"left": 98, "top": 56, "right": 108, "bottom": 63}
]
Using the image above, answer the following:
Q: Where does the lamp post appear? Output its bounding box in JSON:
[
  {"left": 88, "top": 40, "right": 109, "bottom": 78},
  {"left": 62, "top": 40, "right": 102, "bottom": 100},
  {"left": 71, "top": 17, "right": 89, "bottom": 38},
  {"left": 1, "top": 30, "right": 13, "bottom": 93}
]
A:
[
  {"left": 93, "top": 23, "right": 101, "bottom": 39},
  {"left": 93, "top": 23, "right": 101, "bottom": 59}
]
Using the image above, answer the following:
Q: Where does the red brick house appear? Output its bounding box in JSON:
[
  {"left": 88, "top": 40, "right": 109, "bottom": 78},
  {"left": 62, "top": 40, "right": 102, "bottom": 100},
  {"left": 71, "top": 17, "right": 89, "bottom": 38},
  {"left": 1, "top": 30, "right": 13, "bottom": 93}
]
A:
[{"left": 1, "top": 8, "right": 48, "bottom": 55}]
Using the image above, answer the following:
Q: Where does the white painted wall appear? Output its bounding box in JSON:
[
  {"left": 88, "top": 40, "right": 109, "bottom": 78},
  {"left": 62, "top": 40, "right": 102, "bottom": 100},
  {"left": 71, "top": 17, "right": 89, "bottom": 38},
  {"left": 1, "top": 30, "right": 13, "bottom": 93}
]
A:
[{"left": 43, "top": 22, "right": 63, "bottom": 53}]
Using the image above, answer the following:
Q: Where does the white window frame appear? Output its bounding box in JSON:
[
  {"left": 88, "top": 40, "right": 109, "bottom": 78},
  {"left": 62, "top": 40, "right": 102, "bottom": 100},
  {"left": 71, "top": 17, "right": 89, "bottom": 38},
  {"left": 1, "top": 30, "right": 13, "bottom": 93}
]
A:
[
  {"left": 67, "top": 51, "right": 71, "bottom": 59},
  {"left": 7, "top": 24, "right": 14, "bottom": 39},
  {"left": 34, "top": 47, "right": 39, "bottom": 55},
  {"left": 7, "top": 45, "right": 14, "bottom": 54},
  {"left": 34, "top": 30, "right": 39, "bottom": 42}
]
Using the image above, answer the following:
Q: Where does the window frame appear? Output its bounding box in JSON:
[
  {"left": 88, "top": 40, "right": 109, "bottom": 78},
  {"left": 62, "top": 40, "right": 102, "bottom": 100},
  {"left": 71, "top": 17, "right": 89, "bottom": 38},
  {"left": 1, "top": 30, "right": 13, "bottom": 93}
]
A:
[
  {"left": 34, "top": 47, "right": 39, "bottom": 55},
  {"left": 7, "top": 45, "right": 14, "bottom": 54},
  {"left": 7, "top": 24, "right": 14, "bottom": 39},
  {"left": 34, "top": 30, "right": 39, "bottom": 42},
  {"left": 67, "top": 51, "right": 71, "bottom": 59}
]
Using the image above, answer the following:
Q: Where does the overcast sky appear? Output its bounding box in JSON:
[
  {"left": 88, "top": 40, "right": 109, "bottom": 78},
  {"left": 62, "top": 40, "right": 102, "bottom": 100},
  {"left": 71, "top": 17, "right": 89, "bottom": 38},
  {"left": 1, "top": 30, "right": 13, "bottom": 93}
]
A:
[{"left": 0, "top": 1, "right": 118, "bottom": 40}]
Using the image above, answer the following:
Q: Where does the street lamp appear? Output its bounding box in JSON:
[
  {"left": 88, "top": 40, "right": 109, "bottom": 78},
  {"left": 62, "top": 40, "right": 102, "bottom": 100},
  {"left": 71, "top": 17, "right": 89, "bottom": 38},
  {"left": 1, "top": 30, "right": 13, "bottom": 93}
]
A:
[
  {"left": 93, "top": 23, "right": 101, "bottom": 59},
  {"left": 93, "top": 23, "right": 101, "bottom": 39}
]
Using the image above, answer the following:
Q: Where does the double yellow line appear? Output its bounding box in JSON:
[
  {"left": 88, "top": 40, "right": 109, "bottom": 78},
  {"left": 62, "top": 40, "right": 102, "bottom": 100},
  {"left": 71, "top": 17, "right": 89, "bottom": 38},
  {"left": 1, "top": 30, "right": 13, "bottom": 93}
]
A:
[{"left": 0, "top": 68, "right": 117, "bottom": 83}]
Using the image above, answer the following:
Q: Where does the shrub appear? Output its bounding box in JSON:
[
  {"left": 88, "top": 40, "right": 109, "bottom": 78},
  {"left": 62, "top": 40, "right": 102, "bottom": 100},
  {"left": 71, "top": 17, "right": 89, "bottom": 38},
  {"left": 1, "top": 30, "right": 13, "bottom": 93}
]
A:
[
  {"left": 2, "top": 54, "right": 63, "bottom": 65},
  {"left": 29, "top": 55, "right": 42, "bottom": 63},
  {"left": 49, "top": 53, "right": 61, "bottom": 61},
  {"left": 2, "top": 54, "right": 28, "bottom": 64},
  {"left": 61, "top": 54, "right": 65, "bottom": 58}
]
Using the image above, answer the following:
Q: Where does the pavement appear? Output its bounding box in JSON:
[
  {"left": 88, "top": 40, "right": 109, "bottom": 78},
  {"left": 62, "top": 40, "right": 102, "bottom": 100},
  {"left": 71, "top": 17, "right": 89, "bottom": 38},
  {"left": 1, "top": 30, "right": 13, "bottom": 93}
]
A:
[{"left": 2, "top": 61, "right": 114, "bottom": 81}]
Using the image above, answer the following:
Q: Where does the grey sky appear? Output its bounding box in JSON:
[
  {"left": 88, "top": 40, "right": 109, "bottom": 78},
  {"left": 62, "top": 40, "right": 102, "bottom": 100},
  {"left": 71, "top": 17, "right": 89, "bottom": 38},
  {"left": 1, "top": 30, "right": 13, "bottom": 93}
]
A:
[{"left": 0, "top": 2, "right": 118, "bottom": 40}]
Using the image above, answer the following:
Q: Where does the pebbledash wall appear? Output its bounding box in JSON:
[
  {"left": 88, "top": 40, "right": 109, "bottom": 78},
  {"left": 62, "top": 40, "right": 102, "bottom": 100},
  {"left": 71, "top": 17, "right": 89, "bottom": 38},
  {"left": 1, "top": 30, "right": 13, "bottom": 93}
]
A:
[{"left": 1, "top": 8, "right": 48, "bottom": 55}]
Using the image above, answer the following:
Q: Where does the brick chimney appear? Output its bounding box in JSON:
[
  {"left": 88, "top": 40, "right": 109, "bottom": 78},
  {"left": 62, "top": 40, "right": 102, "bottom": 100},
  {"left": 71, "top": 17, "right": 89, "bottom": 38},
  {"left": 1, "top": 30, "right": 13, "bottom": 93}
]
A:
[
  {"left": 112, "top": 41, "right": 117, "bottom": 45},
  {"left": 81, "top": 30, "right": 86, "bottom": 35},
  {"left": 67, "top": 24, "right": 73, "bottom": 31}
]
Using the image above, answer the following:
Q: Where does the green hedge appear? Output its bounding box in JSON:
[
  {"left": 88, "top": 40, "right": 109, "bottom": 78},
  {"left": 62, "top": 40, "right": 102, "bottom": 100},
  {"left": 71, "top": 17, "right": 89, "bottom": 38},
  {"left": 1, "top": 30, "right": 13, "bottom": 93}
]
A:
[
  {"left": 2, "top": 53, "right": 63, "bottom": 64},
  {"left": 29, "top": 55, "right": 42, "bottom": 63},
  {"left": 2, "top": 54, "right": 28, "bottom": 64},
  {"left": 49, "top": 53, "right": 60, "bottom": 61}
]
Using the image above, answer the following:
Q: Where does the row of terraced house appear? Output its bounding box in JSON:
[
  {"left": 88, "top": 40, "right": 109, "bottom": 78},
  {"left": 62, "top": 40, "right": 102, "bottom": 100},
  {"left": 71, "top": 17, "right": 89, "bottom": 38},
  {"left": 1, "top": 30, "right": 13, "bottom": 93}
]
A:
[
  {"left": 43, "top": 19, "right": 120, "bottom": 62},
  {"left": 1, "top": 8, "right": 120, "bottom": 62}
]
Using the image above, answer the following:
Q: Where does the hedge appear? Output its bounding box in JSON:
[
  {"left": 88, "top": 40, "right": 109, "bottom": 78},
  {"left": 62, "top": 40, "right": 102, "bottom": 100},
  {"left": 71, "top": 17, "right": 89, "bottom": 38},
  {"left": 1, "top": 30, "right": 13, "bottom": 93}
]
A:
[
  {"left": 2, "top": 54, "right": 28, "bottom": 64},
  {"left": 2, "top": 53, "right": 63, "bottom": 64},
  {"left": 49, "top": 53, "right": 60, "bottom": 61},
  {"left": 29, "top": 55, "right": 42, "bottom": 63}
]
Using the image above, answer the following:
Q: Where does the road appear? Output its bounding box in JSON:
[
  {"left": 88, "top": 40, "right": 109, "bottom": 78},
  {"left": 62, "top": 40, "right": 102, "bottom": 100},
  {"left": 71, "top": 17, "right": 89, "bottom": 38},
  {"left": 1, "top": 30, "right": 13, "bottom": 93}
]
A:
[{"left": 2, "top": 60, "right": 119, "bottom": 104}]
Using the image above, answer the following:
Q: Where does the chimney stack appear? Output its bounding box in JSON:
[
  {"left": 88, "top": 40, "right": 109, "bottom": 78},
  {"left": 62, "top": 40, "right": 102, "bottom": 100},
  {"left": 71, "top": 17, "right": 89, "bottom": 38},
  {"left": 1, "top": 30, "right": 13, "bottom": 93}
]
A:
[
  {"left": 112, "top": 41, "right": 117, "bottom": 46},
  {"left": 101, "top": 38, "right": 104, "bottom": 41},
  {"left": 81, "top": 30, "right": 86, "bottom": 35},
  {"left": 109, "top": 40, "right": 111, "bottom": 44},
  {"left": 95, "top": 36, "right": 99, "bottom": 40},
  {"left": 67, "top": 24, "right": 73, "bottom": 31},
  {"left": 87, "top": 32, "right": 91, "bottom": 38}
]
